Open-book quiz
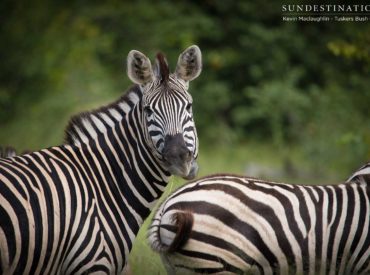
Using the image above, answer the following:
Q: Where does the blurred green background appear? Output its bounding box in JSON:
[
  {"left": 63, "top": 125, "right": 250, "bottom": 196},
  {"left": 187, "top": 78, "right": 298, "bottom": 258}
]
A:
[{"left": 1, "top": 1, "right": 370, "bottom": 273}]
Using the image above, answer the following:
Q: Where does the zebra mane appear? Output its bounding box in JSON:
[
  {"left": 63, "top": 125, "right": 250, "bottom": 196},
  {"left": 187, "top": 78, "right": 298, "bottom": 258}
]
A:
[
  {"left": 155, "top": 53, "right": 169, "bottom": 84},
  {"left": 64, "top": 85, "right": 142, "bottom": 145},
  {"left": 0, "top": 146, "right": 17, "bottom": 158}
]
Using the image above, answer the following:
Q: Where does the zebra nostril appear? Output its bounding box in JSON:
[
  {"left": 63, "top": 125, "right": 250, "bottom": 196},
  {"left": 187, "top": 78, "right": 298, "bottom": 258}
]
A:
[
  {"left": 163, "top": 134, "right": 192, "bottom": 163},
  {"left": 163, "top": 147, "right": 191, "bottom": 163}
]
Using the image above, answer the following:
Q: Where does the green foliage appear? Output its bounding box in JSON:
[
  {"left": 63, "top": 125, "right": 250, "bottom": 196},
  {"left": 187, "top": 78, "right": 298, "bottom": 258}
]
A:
[
  {"left": 0, "top": 1, "right": 369, "bottom": 168},
  {"left": 302, "top": 84, "right": 370, "bottom": 174},
  {"left": 232, "top": 70, "right": 312, "bottom": 146},
  {"left": 328, "top": 29, "right": 370, "bottom": 69}
]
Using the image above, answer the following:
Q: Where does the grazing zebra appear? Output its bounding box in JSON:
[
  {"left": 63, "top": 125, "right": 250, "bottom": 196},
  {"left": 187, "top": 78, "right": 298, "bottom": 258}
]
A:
[
  {"left": 149, "top": 164, "right": 370, "bottom": 274},
  {"left": 0, "top": 45, "right": 202, "bottom": 274}
]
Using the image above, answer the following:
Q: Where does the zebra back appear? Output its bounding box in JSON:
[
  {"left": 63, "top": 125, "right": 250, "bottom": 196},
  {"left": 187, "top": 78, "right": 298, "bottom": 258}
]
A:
[{"left": 148, "top": 173, "right": 370, "bottom": 274}]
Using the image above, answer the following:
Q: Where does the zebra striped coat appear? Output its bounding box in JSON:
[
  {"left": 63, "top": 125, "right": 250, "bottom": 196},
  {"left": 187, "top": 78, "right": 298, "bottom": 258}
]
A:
[
  {"left": 0, "top": 45, "right": 202, "bottom": 274},
  {"left": 149, "top": 164, "right": 370, "bottom": 274}
]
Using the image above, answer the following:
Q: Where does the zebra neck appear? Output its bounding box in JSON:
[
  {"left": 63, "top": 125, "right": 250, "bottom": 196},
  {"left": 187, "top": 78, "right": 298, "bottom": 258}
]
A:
[
  {"left": 64, "top": 85, "right": 142, "bottom": 146},
  {"left": 80, "top": 103, "right": 169, "bottom": 217},
  {"left": 116, "top": 103, "right": 170, "bottom": 186},
  {"left": 64, "top": 85, "right": 171, "bottom": 221}
]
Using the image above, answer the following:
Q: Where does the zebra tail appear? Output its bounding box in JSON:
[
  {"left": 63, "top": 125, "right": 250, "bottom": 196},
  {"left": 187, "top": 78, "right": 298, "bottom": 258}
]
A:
[
  {"left": 149, "top": 210, "right": 194, "bottom": 253},
  {"left": 167, "top": 211, "right": 194, "bottom": 252}
]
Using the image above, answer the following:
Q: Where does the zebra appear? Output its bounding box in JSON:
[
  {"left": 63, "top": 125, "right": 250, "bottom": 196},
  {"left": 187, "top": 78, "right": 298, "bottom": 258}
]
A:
[
  {"left": 0, "top": 45, "right": 202, "bottom": 274},
  {"left": 148, "top": 164, "right": 370, "bottom": 274}
]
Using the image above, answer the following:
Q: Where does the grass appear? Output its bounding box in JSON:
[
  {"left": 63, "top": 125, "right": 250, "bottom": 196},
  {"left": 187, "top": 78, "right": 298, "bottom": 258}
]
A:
[{"left": 128, "top": 141, "right": 349, "bottom": 274}]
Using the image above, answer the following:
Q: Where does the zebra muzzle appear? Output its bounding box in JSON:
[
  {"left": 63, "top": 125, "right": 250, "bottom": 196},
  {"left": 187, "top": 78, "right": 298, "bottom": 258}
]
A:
[
  {"left": 182, "top": 160, "right": 198, "bottom": 180},
  {"left": 162, "top": 134, "right": 198, "bottom": 179}
]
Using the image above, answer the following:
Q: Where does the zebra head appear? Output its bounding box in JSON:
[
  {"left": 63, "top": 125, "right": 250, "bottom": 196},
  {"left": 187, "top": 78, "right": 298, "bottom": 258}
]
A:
[{"left": 127, "top": 45, "right": 202, "bottom": 180}]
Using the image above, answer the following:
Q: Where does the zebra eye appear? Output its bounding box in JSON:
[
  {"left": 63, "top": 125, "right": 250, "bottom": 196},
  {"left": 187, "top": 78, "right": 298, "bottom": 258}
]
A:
[
  {"left": 186, "top": 103, "right": 192, "bottom": 113},
  {"left": 144, "top": 106, "right": 154, "bottom": 116}
]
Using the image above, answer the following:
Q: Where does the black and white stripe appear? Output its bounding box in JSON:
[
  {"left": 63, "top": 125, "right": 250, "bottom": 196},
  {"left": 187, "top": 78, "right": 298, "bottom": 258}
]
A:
[
  {"left": 0, "top": 45, "right": 202, "bottom": 274},
  {"left": 149, "top": 165, "right": 370, "bottom": 274}
]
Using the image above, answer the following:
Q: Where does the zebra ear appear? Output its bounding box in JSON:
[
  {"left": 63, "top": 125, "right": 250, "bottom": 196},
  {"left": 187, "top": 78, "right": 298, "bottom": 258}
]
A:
[
  {"left": 175, "top": 45, "right": 202, "bottom": 82},
  {"left": 127, "top": 50, "right": 155, "bottom": 85}
]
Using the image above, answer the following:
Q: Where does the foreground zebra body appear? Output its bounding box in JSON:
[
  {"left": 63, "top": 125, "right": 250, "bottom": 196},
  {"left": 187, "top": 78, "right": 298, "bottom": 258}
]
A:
[
  {"left": 149, "top": 165, "right": 370, "bottom": 274},
  {"left": 0, "top": 45, "right": 202, "bottom": 274}
]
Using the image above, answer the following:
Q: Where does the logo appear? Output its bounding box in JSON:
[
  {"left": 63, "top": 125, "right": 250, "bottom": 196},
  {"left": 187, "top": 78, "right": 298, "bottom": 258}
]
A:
[{"left": 281, "top": 4, "right": 370, "bottom": 23}]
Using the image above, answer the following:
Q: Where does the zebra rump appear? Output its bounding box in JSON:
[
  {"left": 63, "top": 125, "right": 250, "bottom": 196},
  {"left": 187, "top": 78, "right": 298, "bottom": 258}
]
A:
[
  {"left": 151, "top": 210, "right": 194, "bottom": 253},
  {"left": 148, "top": 167, "right": 370, "bottom": 275}
]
